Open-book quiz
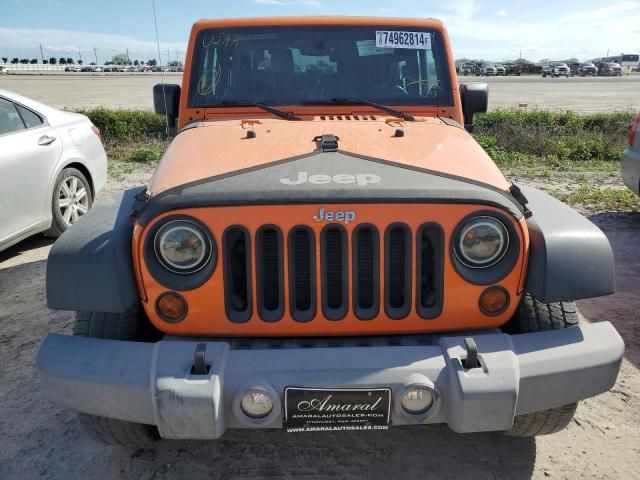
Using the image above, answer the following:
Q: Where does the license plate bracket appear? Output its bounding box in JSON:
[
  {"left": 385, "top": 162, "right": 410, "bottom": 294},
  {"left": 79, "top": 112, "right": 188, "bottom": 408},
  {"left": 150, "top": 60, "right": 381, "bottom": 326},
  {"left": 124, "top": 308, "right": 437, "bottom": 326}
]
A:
[{"left": 284, "top": 387, "right": 391, "bottom": 433}]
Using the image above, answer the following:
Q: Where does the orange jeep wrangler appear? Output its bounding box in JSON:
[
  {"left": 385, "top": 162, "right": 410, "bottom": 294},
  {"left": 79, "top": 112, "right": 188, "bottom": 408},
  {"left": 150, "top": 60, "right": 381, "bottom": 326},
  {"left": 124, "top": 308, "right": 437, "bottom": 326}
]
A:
[{"left": 38, "top": 17, "right": 624, "bottom": 445}]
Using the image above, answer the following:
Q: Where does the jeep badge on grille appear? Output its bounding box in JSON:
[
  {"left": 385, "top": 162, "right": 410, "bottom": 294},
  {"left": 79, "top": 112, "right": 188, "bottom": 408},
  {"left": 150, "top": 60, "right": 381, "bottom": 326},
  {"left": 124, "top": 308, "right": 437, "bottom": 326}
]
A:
[{"left": 313, "top": 207, "right": 356, "bottom": 224}]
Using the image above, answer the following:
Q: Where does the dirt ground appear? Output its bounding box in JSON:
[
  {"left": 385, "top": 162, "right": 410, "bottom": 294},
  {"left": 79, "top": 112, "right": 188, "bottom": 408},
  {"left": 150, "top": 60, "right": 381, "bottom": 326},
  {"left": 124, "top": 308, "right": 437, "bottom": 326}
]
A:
[{"left": 0, "top": 168, "right": 639, "bottom": 480}]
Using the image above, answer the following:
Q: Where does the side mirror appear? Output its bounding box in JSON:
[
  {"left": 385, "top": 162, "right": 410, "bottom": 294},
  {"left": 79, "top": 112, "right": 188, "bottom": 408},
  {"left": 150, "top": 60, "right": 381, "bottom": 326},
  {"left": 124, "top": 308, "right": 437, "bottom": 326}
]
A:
[
  {"left": 459, "top": 83, "right": 488, "bottom": 133},
  {"left": 153, "top": 83, "right": 181, "bottom": 137}
]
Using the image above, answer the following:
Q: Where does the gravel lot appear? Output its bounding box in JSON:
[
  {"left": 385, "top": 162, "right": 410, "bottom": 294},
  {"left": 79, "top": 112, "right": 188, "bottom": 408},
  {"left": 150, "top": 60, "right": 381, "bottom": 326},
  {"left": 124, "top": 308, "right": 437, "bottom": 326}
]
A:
[
  {"left": 0, "top": 167, "right": 639, "bottom": 480},
  {"left": 1, "top": 73, "right": 639, "bottom": 112}
]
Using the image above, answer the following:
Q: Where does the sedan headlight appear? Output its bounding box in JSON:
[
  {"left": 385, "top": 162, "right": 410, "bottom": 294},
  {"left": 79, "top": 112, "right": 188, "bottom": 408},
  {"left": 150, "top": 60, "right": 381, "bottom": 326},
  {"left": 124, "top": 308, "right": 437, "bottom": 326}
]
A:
[
  {"left": 154, "top": 220, "right": 213, "bottom": 274},
  {"left": 454, "top": 216, "right": 509, "bottom": 268}
]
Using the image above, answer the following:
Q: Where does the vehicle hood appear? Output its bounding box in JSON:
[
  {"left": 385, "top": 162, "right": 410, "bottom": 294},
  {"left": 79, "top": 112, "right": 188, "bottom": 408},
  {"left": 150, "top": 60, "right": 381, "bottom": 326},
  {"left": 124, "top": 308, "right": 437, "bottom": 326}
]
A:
[{"left": 149, "top": 116, "right": 510, "bottom": 196}]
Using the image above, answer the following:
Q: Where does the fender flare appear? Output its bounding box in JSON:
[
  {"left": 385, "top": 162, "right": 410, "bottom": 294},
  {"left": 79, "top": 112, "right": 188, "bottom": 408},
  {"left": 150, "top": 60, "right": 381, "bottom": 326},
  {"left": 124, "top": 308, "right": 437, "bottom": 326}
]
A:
[
  {"left": 46, "top": 187, "right": 144, "bottom": 313},
  {"left": 521, "top": 186, "right": 615, "bottom": 302}
]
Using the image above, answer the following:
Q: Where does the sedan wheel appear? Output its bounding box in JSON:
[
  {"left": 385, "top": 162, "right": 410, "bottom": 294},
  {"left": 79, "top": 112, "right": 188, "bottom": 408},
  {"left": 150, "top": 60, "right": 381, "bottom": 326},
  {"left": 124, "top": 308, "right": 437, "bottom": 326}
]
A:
[
  {"left": 58, "top": 175, "right": 90, "bottom": 226},
  {"left": 46, "top": 167, "right": 93, "bottom": 237}
]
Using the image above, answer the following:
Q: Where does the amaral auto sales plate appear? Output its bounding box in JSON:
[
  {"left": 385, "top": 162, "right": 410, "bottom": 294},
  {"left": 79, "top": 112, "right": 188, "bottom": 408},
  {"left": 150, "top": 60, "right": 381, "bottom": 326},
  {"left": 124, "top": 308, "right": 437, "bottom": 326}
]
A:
[{"left": 284, "top": 387, "right": 391, "bottom": 432}]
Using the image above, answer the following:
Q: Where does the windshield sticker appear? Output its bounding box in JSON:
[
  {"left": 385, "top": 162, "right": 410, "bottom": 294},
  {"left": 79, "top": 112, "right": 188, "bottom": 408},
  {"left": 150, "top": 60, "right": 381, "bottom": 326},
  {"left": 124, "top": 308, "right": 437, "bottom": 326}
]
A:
[
  {"left": 375, "top": 31, "right": 431, "bottom": 50},
  {"left": 356, "top": 40, "right": 394, "bottom": 57}
]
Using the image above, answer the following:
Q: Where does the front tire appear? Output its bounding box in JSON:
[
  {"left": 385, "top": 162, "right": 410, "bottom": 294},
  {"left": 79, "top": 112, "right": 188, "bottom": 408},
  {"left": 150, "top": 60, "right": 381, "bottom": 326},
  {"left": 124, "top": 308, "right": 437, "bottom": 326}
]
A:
[
  {"left": 46, "top": 167, "right": 93, "bottom": 237},
  {"left": 502, "top": 294, "right": 579, "bottom": 436},
  {"left": 73, "top": 309, "right": 160, "bottom": 447}
]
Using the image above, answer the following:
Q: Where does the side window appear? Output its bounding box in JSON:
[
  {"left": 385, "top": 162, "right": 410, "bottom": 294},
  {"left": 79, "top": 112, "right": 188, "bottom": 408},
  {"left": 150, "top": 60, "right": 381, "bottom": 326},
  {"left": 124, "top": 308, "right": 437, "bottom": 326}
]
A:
[
  {"left": 0, "top": 98, "right": 26, "bottom": 136},
  {"left": 15, "top": 104, "right": 43, "bottom": 129}
]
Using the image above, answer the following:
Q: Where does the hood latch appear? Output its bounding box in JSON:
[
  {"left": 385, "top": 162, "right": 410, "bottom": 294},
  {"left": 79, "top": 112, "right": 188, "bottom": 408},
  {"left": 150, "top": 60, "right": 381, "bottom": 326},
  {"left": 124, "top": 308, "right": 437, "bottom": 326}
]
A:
[{"left": 314, "top": 134, "right": 339, "bottom": 152}]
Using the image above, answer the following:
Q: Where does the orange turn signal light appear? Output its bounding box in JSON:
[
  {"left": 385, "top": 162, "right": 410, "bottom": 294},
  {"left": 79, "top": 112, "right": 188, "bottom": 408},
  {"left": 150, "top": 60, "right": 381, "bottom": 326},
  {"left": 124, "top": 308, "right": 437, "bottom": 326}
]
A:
[
  {"left": 156, "top": 291, "right": 188, "bottom": 323},
  {"left": 478, "top": 286, "right": 510, "bottom": 316}
]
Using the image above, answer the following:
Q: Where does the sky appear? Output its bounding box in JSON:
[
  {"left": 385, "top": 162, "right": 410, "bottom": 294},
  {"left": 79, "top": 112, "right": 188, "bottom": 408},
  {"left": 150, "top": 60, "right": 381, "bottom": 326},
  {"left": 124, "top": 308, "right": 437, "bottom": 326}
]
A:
[{"left": 1, "top": 0, "right": 639, "bottom": 63}]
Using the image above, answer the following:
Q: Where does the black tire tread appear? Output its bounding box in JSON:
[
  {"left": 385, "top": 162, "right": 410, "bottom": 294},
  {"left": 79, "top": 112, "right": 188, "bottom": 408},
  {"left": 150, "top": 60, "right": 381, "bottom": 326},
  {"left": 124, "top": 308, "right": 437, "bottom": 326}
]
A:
[
  {"left": 73, "top": 309, "right": 159, "bottom": 447},
  {"left": 505, "top": 403, "right": 578, "bottom": 437},
  {"left": 502, "top": 293, "right": 579, "bottom": 437},
  {"left": 504, "top": 293, "right": 578, "bottom": 334}
]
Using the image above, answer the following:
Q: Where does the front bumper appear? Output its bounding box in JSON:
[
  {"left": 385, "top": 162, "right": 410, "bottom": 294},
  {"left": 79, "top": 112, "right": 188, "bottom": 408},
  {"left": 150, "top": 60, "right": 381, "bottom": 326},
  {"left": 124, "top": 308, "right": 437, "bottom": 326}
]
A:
[
  {"left": 622, "top": 146, "right": 640, "bottom": 195},
  {"left": 37, "top": 322, "right": 623, "bottom": 439}
]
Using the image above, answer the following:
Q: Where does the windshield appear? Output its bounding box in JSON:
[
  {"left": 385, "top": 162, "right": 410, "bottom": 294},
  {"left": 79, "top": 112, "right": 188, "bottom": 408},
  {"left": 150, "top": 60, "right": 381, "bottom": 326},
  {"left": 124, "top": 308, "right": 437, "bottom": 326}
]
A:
[{"left": 188, "top": 26, "right": 453, "bottom": 108}]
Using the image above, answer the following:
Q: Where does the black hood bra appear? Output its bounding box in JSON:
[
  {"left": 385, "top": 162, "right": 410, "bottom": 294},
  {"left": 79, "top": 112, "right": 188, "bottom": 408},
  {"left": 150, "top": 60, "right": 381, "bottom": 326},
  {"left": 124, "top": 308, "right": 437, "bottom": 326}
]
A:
[{"left": 134, "top": 150, "right": 525, "bottom": 226}]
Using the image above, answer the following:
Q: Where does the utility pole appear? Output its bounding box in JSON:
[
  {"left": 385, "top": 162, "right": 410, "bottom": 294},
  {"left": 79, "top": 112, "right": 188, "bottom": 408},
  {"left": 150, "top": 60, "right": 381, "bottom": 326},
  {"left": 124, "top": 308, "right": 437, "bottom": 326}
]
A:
[
  {"left": 93, "top": 47, "right": 98, "bottom": 64},
  {"left": 167, "top": 48, "right": 170, "bottom": 66},
  {"left": 39, "top": 44, "right": 44, "bottom": 64},
  {"left": 126, "top": 48, "right": 130, "bottom": 64},
  {"left": 78, "top": 51, "right": 82, "bottom": 63}
]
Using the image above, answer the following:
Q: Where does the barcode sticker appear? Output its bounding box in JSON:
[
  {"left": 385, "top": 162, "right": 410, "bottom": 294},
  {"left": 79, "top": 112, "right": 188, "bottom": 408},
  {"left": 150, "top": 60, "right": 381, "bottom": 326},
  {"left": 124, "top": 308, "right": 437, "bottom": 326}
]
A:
[{"left": 375, "top": 31, "right": 431, "bottom": 50}]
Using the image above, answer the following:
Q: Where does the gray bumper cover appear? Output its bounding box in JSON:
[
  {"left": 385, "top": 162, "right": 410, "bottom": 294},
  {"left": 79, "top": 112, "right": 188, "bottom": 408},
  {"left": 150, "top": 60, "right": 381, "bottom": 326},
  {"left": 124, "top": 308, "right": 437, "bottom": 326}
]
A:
[{"left": 37, "top": 322, "right": 624, "bottom": 439}]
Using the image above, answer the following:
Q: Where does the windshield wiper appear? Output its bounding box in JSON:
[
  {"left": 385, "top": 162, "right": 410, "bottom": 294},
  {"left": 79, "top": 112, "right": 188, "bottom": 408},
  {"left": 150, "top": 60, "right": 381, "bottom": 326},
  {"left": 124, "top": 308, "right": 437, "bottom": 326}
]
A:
[
  {"left": 219, "top": 101, "right": 301, "bottom": 121},
  {"left": 302, "top": 98, "right": 415, "bottom": 121}
]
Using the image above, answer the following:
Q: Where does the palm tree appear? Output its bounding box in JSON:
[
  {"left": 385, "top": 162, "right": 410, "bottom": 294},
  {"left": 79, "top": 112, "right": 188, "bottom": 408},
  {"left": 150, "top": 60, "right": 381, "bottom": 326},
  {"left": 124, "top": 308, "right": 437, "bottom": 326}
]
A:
[
  {"left": 1, "top": 57, "right": 7, "bottom": 64},
  {"left": 49, "top": 57, "right": 57, "bottom": 65},
  {"left": 11, "top": 58, "right": 19, "bottom": 64}
]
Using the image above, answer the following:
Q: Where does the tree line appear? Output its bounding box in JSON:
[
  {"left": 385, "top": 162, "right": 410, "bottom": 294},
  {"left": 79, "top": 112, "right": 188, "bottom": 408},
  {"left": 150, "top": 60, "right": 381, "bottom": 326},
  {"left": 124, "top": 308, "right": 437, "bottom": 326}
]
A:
[{"left": 0, "top": 55, "right": 173, "bottom": 66}]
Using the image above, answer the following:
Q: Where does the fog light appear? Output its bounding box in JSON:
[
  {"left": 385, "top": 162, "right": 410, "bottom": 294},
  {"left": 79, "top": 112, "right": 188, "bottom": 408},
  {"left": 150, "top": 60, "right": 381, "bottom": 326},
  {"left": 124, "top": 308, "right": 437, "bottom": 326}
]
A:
[
  {"left": 401, "top": 386, "right": 434, "bottom": 415},
  {"left": 240, "top": 390, "right": 274, "bottom": 418},
  {"left": 478, "top": 286, "right": 510, "bottom": 316},
  {"left": 156, "top": 291, "right": 188, "bottom": 322}
]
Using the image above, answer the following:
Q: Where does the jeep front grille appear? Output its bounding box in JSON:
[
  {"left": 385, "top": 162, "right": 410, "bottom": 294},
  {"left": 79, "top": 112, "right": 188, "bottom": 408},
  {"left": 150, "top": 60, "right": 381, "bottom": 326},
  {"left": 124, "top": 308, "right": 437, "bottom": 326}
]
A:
[{"left": 222, "top": 223, "right": 444, "bottom": 323}]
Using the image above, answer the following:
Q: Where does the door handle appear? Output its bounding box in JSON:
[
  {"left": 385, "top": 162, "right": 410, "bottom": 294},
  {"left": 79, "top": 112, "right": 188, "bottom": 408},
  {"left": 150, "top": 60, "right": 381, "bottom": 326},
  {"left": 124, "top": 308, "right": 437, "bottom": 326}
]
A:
[{"left": 38, "top": 135, "right": 56, "bottom": 146}]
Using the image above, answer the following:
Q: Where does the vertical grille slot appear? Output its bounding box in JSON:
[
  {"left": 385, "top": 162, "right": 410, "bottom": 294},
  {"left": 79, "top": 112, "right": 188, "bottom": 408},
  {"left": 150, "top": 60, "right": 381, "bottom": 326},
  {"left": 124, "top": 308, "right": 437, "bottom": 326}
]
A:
[
  {"left": 384, "top": 223, "right": 412, "bottom": 319},
  {"left": 321, "top": 225, "right": 348, "bottom": 320},
  {"left": 256, "top": 226, "right": 284, "bottom": 322},
  {"left": 223, "top": 226, "right": 252, "bottom": 323},
  {"left": 288, "top": 226, "right": 316, "bottom": 322},
  {"left": 352, "top": 225, "right": 379, "bottom": 320},
  {"left": 416, "top": 224, "right": 444, "bottom": 319}
]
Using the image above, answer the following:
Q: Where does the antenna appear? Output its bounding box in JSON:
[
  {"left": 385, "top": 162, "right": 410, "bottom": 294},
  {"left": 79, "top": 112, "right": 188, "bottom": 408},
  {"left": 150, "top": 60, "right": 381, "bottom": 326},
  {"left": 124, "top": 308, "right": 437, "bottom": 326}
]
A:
[{"left": 152, "top": 0, "right": 170, "bottom": 137}]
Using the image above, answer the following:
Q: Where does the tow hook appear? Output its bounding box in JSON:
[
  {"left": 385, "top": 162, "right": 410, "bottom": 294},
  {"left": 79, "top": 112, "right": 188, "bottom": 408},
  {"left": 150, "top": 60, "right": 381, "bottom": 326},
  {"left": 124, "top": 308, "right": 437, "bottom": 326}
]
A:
[
  {"left": 462, "top": 337, "right": 481, "bottom": 369},
  {"left": 191, "top": 343, "right": 211, "bottom": 375}
]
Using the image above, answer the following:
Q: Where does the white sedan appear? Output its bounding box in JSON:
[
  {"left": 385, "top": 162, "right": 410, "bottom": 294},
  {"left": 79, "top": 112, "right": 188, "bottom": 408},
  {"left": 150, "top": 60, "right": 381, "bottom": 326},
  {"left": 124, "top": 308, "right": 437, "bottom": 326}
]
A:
[{"left": 0, "top": 89, "right": 107, "bottom": 252}]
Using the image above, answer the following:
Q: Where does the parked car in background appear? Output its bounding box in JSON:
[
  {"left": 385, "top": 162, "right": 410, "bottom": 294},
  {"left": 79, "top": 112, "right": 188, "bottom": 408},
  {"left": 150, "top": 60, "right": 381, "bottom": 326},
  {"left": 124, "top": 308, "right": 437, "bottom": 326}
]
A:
[
  {"left": 494, "top": 64, "right": 506, "bottom": 75},
  {"left": 0, "top": 89, "right": 107, "bottom": 252},
  {"left": 577, "top": 63, "right": 597, "bottom": 76},
  {"left": 93, "top": 66, "right": 103, "bottom": 72},
  {"left": 598, "top": 62, "right": 623, "bottom": 76},
  {"left": 480, "top": 64, "right": 497, "bottom": 75},
  {"left": 622, "top": 112, "right": 640, "bottom": 195},
  {"left": 0, "top": 65, "right": 7, "bottom": 74},
  {"left": 542, "top": 62, "right": 570, "bottom": 78},
  {"left": 504, "top": 63, "right": 522, "bottom": 75}
]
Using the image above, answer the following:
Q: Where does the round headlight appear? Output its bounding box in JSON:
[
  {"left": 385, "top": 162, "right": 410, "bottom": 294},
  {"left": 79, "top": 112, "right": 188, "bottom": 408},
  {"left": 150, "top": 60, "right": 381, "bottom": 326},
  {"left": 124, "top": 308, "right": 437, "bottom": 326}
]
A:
[
  {"left": 455, "top": 216, "right": 509, "bottom": 268},
  {"left": 240, "top": 390, "right": 274, "bottom": 418},
  {"left": 401, "top": 386, "right": 434, "bottom": 415},
  {"left": 154, "top": 220, "right": 212, "bottom": 274}
]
